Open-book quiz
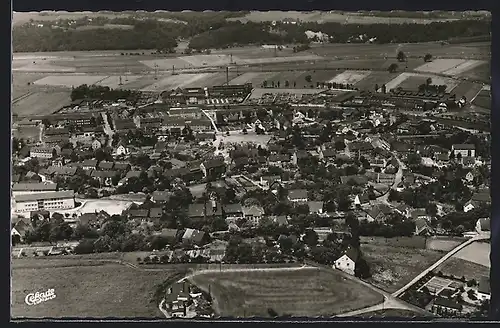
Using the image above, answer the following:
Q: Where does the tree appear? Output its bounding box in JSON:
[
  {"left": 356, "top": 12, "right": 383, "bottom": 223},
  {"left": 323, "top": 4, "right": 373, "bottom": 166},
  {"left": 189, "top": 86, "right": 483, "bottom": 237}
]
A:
[
  {"left": 426, "top": 77, "right": 432, "bottom": 86},
  {"left": 424, "top": 53, "right": 432, "bottom": 62},
  {"left": 397, "top": 51, "right": 406, "bottom": 62},
  {"left": 285, "top": 80, "right": 289, "bottom": 87},
  {"left": 303, "top": 229, "right": 319, "bottom": 247},
  {"left": 381, "top": 84, "right": 387, "bottom": 94},
  {"left": 305, "top": 75, "right": 312, "bottom": 83},
  {"left": 388, "top": 63, "right": 398, "bottom": 73},
  {"left": 262, "top": 80, "right": 268, "bottom": 88},
  {"left": 355, "top": 257, "right": 371, "bottom": 279},
  {"left": 375, "top": 84, "right": 379, "bottom": 92}
]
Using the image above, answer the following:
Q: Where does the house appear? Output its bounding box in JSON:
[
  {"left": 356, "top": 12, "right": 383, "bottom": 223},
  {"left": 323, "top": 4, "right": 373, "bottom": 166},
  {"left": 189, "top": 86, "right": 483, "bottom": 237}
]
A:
[
  {"left": 200, "top": 158, "right": 226, "bottom": 179},
  {"left": 12, "top": 182, "right": 58, "bottom": 196},
  {"left": 126, "top": 170, "right": 142, "bottom": 180},
  {"left": 206, "top": 240, "right": 227, "bottom": 262},
  {"left": 452, "top": 144, "right": 476, "bottom": 158},
  {"left": 411, "top": 208, "right": 430, "bottom": 220},
  {"left": 46, "top": 166, "right": 78, "bottom": 178},
  {"left": 242, "top": 205, "right": 265, "bottom": 226},
  {"left": 90, "top": 170, "right": 117, "bottom": 186},
  {"left": 432, "top": 297, "right": 462, "bottom": 315},
  {"left": 24, "top": 171, "right": 42, "bottom": 183},
  {"left": 462, "top": 156, "right": 475, "bottom": 167},
  {"left": 268, "top": 154, "right": 291, "bottom": 167},
  {"left": 395, "top": 204, "right": 411, "bottom": 218},
  {"left": 272, "top": 215, "right": 290, "bottom": 226},
  {"left": 319, "top": 148, "right": 337, "bottom": 164},
  {"left": 11, "top": 218, "right": 34, "bottom": 244},
  {"left": 114, "top": 144, "right": 130, "bottom": 156},
  {"left": 98, "top": 161, "right": 114, "bottom": 171},
  {"left": 308, "top": 201, "right": 324, "bottom": 215},
  {"left": 476, "top": 218, "right": 490, "bottom": 233},
  {"left": 477, "top": 276, "right": 491, "bottom": 301},
  {"left": 205, "top": 200, "right": 224, "bottom": 220},
  {"left": 91, "top": 139, "right": 102, "bottom": 150},
  {"left": 158, "top": 228, "right": 180, "bottom": 245},
  {"left": 224, "top": 203, "right": 244, "bottom": 222},
  {"left": 340, "top": 175, "right": 369, "bottom": 186},
  {"left": 334, "top": 247, "right": 359, "bottom": 276},
  {"left": 81, "top": 159, "right": 98, "bottom": 170},
  {"left": 292, "top": 150, "right": 310, "bottom": 165},
  {"left": 259, "top": 175, "right": 282, "bottom": 189},
  {"left": 30, "top": 146, "right": 57, "bottom": 159},
  {"left": 114, "top": 162, "right": 131, "bottom": 172},
  {"left": 366, "top": 204, "right": 393, "bottom": 222},
  {"left": 182, "top": 228, "right": 207, "bottom": 246},
  {"left": 152, "top": 191, "right": 171, "bottom": 204},
  {"left": 414, "top": 218, "right": 431, "bottom": 236},
  {"left": 187, "top": 203, "right": 206, "bottom": 221},
  {"left": 354, "top": 194, "right": 370, "bottom": 207},
  {"left": 464, "top": 192, "right": 491, "bottom": 212},
  {"left": 464, "top": 171, "right": 475, "bottom": 183},
  {"left": 287, "top": 189, "right": 308, "bottom": 203}
]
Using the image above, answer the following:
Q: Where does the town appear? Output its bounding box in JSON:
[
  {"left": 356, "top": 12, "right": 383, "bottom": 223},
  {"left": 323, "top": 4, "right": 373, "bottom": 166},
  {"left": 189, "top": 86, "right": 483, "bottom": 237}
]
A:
[{"left": 11, "top": 10, "right": 491, "bottom": 320}]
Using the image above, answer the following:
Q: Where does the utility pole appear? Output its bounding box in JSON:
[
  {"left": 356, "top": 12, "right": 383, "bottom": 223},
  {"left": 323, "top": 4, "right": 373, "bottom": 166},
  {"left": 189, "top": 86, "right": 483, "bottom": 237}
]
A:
[
  {"left": 172, "top": 65, "right": 175, "bottom": 75},
  {"left": 226, "top": 66, "right": 229, "bottom": 85}
]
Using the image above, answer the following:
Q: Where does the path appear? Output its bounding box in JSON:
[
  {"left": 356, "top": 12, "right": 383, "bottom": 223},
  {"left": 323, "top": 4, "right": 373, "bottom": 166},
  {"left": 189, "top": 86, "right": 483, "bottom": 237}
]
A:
[
  {"left": 391, "top": 234, "right": 490, "bottom": 298},
  {"left": 376, "top": 154, "right": 404, "bottom": 204},
  {"left": 100, "top": 112, "right": 114, "bottom": 147}
]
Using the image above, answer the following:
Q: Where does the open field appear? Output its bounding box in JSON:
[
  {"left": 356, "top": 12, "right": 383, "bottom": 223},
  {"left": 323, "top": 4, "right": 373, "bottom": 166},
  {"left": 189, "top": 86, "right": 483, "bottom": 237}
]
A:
[
  {"left": 189, "top": 267, "right": 383, "bottom": 318},
  {"left": 96, "top": 75, "right": 143, "bottom": 89},
  {"left": 190, "top": 71, "right": 239, "bottom": 87},
  {"left": 414, "top": 59, "right": 467, "bottom": 74},
  {"left": 11, "top": 257, "right": 184, "bottom": 318},
  {"left": 435, "top": 257, "right": 489, "bottom": 280},
  {"left": 140, "top": 73, "right": 215, "bottom": 92},
  {"left": 354, "top": 71, "right": 398, "bottom": 90},
  {"left": 12, "top": 91, "right": 71, "bottom": 116},
  {"left": 458, "top": 62, "right": 490, "bottom": 83},
  {"left": 384, "top": 72, "right": 459, "bottom": 92},
  {"left": 449, "top": 81, "right": 484, "bottom": 101},
  {"left": 425, "top": 236, "right": 466, "bottom": 252},
  {"left": 472, "top": 90, "right": 491, "bottom": 109},
  {"left": 358, "top": 309, "right": 428, "bottom": 318},
  {"left": 451, "top": 241, "right": 490, "bottom": 267},
  {"left": 33, "top": 75, "right": 108, "bottom": 88},
  {"left": 75, "top": 24, "right": 134, "bottom": 31},
  {"left": 229, "top": 72, "right": 278, "bottom": 86},
  {"left": 227, "top": 11, "right": 459, "bottom": 25},
  {"left": 13, "top": 126, "right": 40, "bottom": 141},
  {"left": 361, "top": 244, "right": 443, "bottom": 293},
  {"left": 327, "top": 70, "right": 371, "bottom": 85}
]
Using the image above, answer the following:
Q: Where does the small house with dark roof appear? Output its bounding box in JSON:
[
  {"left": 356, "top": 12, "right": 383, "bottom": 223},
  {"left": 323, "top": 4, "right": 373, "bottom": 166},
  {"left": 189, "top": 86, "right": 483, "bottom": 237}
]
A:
[
  {"left": 477, "top": 276, "right": 490, "bottom": 301},
  {"left": 114, "top": 162, "right": 131, "bottom": 172},
  {"left": 268, "top": 154, "right": 291, "bottom": 167},
  {"left": 464, "top": 192, "right": 491, "bottom": 212},
  {"left": 158, "top": 228, "right": 180, "bottom": 244},
  {"left": 334, "top": 247, "right": 359, "bottom": 276},
  {"left": 354, "top": 193, "right": 370, "bottom": 207},
  {"left": 287, "top": 189, "right": 308, "bottom": 203},
  {"left": 82, "top": 159, "right": 98, "bottom": 170},
  {"left": 182, "top": 228, "right": 207, "bottom": 246},
  {"left": 200, "top": 158, "right": 226, "bottom": 179},
  {"left": 224, "top": 203, "right": 244, "bottom": 222},
  {"left": 152, "top": 191, "right": 171, "bottom": 204},
  {"left": 414, "top": 218, "right": 431, "bottom": 236},
  {"left": 308, "top": 201, "right": 324, "bottom": 215},
  {"left": 98, "top": 161, "right": 114, "bottom": 170},
  {"left": 476, "top": 218, "right": 490, "bottom": 233},
  {"left": 292, "top": 150, "right": 311, "bottom": 165},
  {"left": 432, "top": 297, "right": 462, "bottom": 315}
]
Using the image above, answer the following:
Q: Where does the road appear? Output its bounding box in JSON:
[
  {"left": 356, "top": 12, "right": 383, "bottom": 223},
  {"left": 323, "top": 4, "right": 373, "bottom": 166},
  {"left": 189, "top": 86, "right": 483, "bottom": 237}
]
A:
[
  {"left": 101, "top": 112, "right": 114, "bottom": 147},
  {"left": 391, "top": 234, "right": 490, "bottom": 298},
  {"left": 376, "top": 154, "right": 405, "bottom": 204}
]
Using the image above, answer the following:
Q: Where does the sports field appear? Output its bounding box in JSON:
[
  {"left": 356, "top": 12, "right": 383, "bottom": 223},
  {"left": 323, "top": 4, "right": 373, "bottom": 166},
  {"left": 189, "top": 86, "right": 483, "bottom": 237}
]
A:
[{"left": 189, "top": 267, "right": 383, "bottom": 318}]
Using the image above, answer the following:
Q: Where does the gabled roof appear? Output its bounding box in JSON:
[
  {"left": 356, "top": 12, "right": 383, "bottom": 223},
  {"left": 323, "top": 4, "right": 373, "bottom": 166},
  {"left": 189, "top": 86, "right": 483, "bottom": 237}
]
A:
[
  {"left": 188, "top": 203, "right": 205, "bottom": 218},
  {"left": 82, "top": 159, "right": 98, "bottom": 167},
  {"left": 288, "top": 189, "right": 308, "bottom": 200},
  {"left": 478, "top": 218, "right": 490, "bottom": 231},
  {"left": 308, "top": 201, "right": 324, "bottom": 213},
  {"left": 149, "top": 207, "right": 163, "bottom": 218},
  {"left": 126, "top": 170, "right": 142, "bottom": 179},
  {"left": 202, "top": 158, "right": 225, "bottom": 169},
  {"left": 471, "top": 192, "right": 491, "bottom": 203},
  {"left": 12, "top": 183, "right": 57, "bottom": 192},
  {"left": 224, "top": 203, "right": 243, "bottom": 215},
  {"left": 322, "top": 148, "right": 337, "bottom": 158},
  {"left": 159, "top": 228, "right": 179, "bottom": 239},
  {"left": 91, "top": 170, "right": 117, "bottom": 178},
  {"left": 98, "top": 161, "right": 114, "bottom": 170},
  {"left": 242, "top": 205, "right": 265, "bottom": 217},
  {"left": 114, "top": 162, "right": 131, "bottom": 171},
  {"left": 152, "top": 191, "right": 171, "bottom": 202},
  {"left": 342, "top": 247, "right": 359, "bottom": 262},
  {"left": 268, "top": 154, "right": 291, "bottom": 162},
  {"left": 129, "top": 209, "right": 149, "bottom": 217},
  {"left": 452, "top": 144, "right": 475, "bottom": 150}
]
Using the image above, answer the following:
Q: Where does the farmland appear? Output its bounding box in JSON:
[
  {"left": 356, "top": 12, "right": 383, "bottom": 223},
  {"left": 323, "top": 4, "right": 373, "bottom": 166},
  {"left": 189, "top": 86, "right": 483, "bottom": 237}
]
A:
[
  {"left": 425, "top": 236, "right": 466, "bottom": 252},
  {"left": 11, "top": 257, "right": 185, "bottom": 318},
  {"left": 358, "top": 309, "right": 428, "bottom": 318},
  {"left": 248, "top": 88, "right": 325, "bottom": 100},
  {"left": 327, "top": 70, "right": 371, "bottom": 85},
  {"left": 458, "top": 62, "right": 490, "bottom": 83},
  {"left": 383, "top": 72, "right": 459, "bottom": 92},
  {"left": 449, "top": 81, "right": 484, "bottom": 102},
  {"left": 472, "top": 90, "right": 491, "bottom": 109},
  {"left": 361, "top": 244, "right": 443, "bottom": 293},
  {"left": 451, "top": 241, "right": 490, "bottom": 267},
  {"left": 34, "top": 75, "right": 108, "bottom": 88},
  {"left": 435, "top": 257, "right": 490, "bottom": 281},
  {"left": 189, "top": 267, "right": 383, "bottom": 318},
  {"left": 12, "top": 91, "right": 71, "bottom": 116},
  {"left": 354, "top": 71, "right": 398, "bottom": 90}
]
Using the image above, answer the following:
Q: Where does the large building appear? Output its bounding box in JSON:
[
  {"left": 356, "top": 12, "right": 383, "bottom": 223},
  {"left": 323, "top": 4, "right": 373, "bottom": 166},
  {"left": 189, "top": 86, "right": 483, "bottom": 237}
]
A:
[
  {"left": 14, "top": 190, "right": 75, "bottom": 213},
  {"left": 12, "top": 182, "right": 58, "bottom": 196}
]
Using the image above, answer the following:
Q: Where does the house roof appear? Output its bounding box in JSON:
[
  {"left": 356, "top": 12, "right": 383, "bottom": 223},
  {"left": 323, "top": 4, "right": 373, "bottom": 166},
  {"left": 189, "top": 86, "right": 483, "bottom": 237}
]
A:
[
  {"left": 268, "top": 154, "right": 291, "bottom": 162},
  {"left": 340, "top": 175, "right": 369, "bottom": 185},
  {"left": 478, "top": 276, "right": 490, "bottom": 295},
  {"left": 12, "top": 182, "right": 58, "bottom": 192},
  {"left": 129, "top": 209, "right": 149, "bottom": 217},
  {"left": 182, "top": 228, "right": 206, "bottom": 244},
  {"left": 149, "top": 207, "right": 163, "bottom": 218},
  {"left": 159, "top": 228, "right": 178, "bottom": 239},
  {"left": 349, "top": 141, "right": 374, "bottom": 152},
  {"left": 78, "top": 213, "right": 98, "bottom": 225},
  {"left": 452, "top": 144, "right": 475, "bottom": 150},
  {"left": 322, "top": 148, "right": 337, "bottom": 158},
  {"left": 478, "top": 218, "right": 490, "bottom": 231},
  {"left": 114, "top": 162, "right": 131, "bottom": 171},
  {"left": 202, "top": 158, "right": 225, "bottom": 169},
  {"left": 308, "top": 201, "right": 324, "bottom": 213},
  {"left": 98, "top": 161, "right": 114, "bottom": 170},
  {"left": 288, "top": 189, "right": 308, "bottom": 200},
  {"left": 152, "top": 191, "right": 171, "bottom": 202},
  {"left": 434, "top": 297, "right": 462, "bottom": 310},
  {"left": 242, "top": 205, "right": 265, "bottom": 217},
  {"left": 14, "top": 190, "right": 74, "bottom": 202},
  {"left": 471, "top": 192, "right": 491, "bottom": 203},
  {"left": 414, "top": 218, "right": 429, "bottom": 233},
  {"left": 462, "top": 156, "right": 475, "bottom": 165},
  {"left": 224, "top": 203, "right": 243, "bottom": 215},
  {"left": 343, "top": 247, "right": 360, "bottom": 262},
  {"left": 91, "top": 170, "right": 117, "bottom": 178},
  {"left": 82, "top": 159, "right": 98, "bottom": 167},
  {"left": 126, "top": 170, "right": 142, "bottom": 179},
  {"left": 411, "top": 209, "right": 427, "bottom": 220},
  {"left": 357, "top": 194, "right": 370, "bottom": 204},
  {"left": 188, "top": 203, "right": 205, "bottom": 218}
]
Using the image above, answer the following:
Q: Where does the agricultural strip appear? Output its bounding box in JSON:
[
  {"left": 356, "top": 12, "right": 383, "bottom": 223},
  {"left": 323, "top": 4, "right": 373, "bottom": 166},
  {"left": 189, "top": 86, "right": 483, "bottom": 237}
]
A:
[
  {"left": 414, "top": 59, "right": 467, "bottom": 74},
  {"left": 327, "top": 70, "right": 371, "bottom": 85},
  {"left": 12, "top": 91, "right": 71, "bottom": 116},
  {"left": 229, "top": 72, "right": 278, "bottom": 86},
  {"left": 451, "top": 241, "right": 490, "bottom": 267},
  {"left": 189, "top": 267, "right": 383, "bottom": 318},
  {"left": 435, "top": 257, "right": 489, "bottom": 281},
  {"left": 383, "top": 73, "right": 459, "bottom": 92},
  {"left": 33, "top": 75, "right": 108, "bottom": 88}
]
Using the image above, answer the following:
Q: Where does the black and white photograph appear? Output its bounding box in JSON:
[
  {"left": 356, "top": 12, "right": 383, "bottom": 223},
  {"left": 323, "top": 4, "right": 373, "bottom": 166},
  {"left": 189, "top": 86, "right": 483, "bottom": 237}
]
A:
[{"left": 10, "top": 9, "right": 492, "bottom": 320}]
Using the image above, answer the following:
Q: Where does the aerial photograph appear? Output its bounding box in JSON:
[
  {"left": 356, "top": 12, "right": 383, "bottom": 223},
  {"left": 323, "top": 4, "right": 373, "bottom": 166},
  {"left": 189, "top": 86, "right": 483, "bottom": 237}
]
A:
[{"left": 11, "top": 10, "right": 491, "bottom": 320}]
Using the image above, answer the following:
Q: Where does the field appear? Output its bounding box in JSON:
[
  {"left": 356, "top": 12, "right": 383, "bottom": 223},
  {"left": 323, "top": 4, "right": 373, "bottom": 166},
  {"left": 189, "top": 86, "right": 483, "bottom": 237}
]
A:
[
  {"left": 328, "top": 70, "right": 371, "bottom": 85},
  {"left": 12, "top": 91, "right": 71, "bottom": 116},
  {"left": 358, "top": 309, "right": 428, "bottom": 318},
  {"left": 228, "top": 11, "right": 459, "bottom": 25},
  {"left": 450, "top": 80, "right": 484, "bottom": 101},
  {"left": 361, "top": 244, "right": 443, "bottom": 293},
  {"left": 472, "top": 90, "right": 491, "bottom": 109},
  {"left": 425, "top": 237, "right": 466, "bottom": 252},
  {"left": 33, "top": 75, "right": 108, "bottom": 88},
  {"left": 189, "top": 267, "right": 383, "bottom": 318},
  {"left": 435, "top": 257, "right": 489, "bottom": 280},
  {"left": 248, "top": 87, "right": 324, "bottom": 99},
  {"left": 354, "top": 71, "right": 398, "bottom": 90},
  {"left": 451, "top": 241, "right": 490, "bottom": 267},
  {"left": 458, "top": 62, "right": 490, "bottom": 83},
  {"left": 140, "top": 73, "right": 217, "bottom": 92},
  {"left": 75, "top": 24, "right": 134, "bottom": 31},
  {"left": 229, "top": 72, "right": 278, "bottom": 86},
  {"left": 218, "top": 132, "right": 273, "bottom": 147},
  {"left": 383, "top": 72, "right": 459, "bottom": 92},
  {"left": 11, "top": 257, "right": 184, "bottom": 318}
]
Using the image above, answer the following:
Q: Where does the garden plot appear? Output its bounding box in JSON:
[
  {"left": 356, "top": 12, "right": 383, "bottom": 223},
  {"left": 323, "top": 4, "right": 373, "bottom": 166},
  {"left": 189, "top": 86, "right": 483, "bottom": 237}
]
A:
[
  {"left": 452, "top": 242, "right": 490, "bottom": 267},
  {"left": 33, "top": 75, "right": 108, "bottom": 88},
  {"left": 420, "top": 276, "right": 453, "bottom": 294},
  {"left": 229, "top": 72, "right": 278, "bottom": 86},
  {"left": 13, "top": 63, "right": 77, "bottom": 73},
  {"left": 383, "top": 73, "right": 459, "bottom": 92},
  {"left": 240, "top": 54, "right": 322, "bottom": 65},
  {"left": 96, "top": 75, "right": 142, "bottom": 89},
  {"left": 182, "top": 54, "right": 236, "bottom": 67},
  {"left": 442, "top": 60, "right": 487, "bottom": 76},
  {"left": 415, "top": 59, "right": 467, "bottom": 74},
  {"left": 140, "top": 73, "right": 212, "bottom": 92},
  {"left": 140, "top": 57, "right": 194, "bottom": 70},
  {"left": 327, "top": 70, "right": 371, "bottom": 85}
]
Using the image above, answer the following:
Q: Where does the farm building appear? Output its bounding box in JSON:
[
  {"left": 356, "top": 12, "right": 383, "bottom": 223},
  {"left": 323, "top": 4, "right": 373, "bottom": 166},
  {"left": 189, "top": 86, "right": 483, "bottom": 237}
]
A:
[
  {"left": 287, "top": 189, "right": 308, "bottom": 203},
  {"left": 431, "top": 297, "right": 462, "bottom": 316},
  {"left": 30, "top": 146, "right": 58, "bottom": 159},
  {"left": 334, "top": 247, "right": 359, "bottom": 276}
]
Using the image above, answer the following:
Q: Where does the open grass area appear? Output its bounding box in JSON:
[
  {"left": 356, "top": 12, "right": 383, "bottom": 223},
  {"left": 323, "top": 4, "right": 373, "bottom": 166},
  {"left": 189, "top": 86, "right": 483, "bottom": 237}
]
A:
[
  {"left": 362, "top": 244, "right": 443, "bottom": 293},
  {"left": 450, "top": 81, "right": 484, "bottom": 101},
  {"left": 11, "top": 257, "right": 186, "bottom": 318},
  {"left": 354, "top": 71, "right": 398, "bottom": 91},
  {"left": 435, "top": 257, "right": 489, "bottom": 281},
  {"left": 459, "top": 62, "right": 490, "bottom": 83},
  {"left": 472, "top": 90, "right": 491, "bottom": 109},
  {"left": 452, "top": 241, "right": 490, "bottom": 267},
  {"left": 425, "top": 237, "right": 465, "bottom": 252},
  {"left": 189, "top": 267, "right": 383, "bottom": 318},
  {"left": 12, "top": 91, "right": 71, "bottom": 116},
  {"left": 357, "top": 309, "right": 428, "bottom": 318}
]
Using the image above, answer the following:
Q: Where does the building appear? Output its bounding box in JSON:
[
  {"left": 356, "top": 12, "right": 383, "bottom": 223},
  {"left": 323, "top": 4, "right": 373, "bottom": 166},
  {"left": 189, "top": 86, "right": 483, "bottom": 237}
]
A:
[
  {"left": 114, "top": 144, "right": 130, "bottom": 156},
  {"left": 182, "top": 228, "right": 207, "bottom": 246},
  {"left": 354, "top": 193, "right": 370, "bottom": 207},
  {"left": 12, "top": 182, "right": 58, "bottom": 196},
  {"left": 477, "top": 276, "right": 491, "bottom": 301},
  {"left": 476, "top": 218, "right": 490, "bottom": 233},
  {"left": 452, "top": 144, "right": 476, "bottom": 158},
  {"left": 287, "top": 189, "right": 308, "bottom": 203},
  {"left": 432, "top": 297, "right": 463, "bottom": 316},
  {"left": 224, "top": 203, "right": 244, "bottom": 223},
  {"left": 464, "top": 192, "right": 491, "bottom": 212},
  {"left": 268, "top": 154, "right": 291, "bottom": 167},
  {"left": 242, "top": 205, "right": 265, "bottom": 226},
  {"left": 200, "top": 158, "right": 226, "bottom": 179},
  {"left": 308, "top": 201, "right": 324, "bottom": 215},
  {"left": 30, "top": 146, "right": 57, "bottom": 159},
  {"left": 334, "top": 247, "right": 359, "bottom": 276},
  {"left": 14, "top": 190, "right": 75, "bottom": 213}
]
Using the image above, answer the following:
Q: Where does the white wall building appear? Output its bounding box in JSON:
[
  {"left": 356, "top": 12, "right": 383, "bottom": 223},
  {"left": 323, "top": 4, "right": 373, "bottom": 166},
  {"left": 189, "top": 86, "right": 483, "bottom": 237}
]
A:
[{"left": 14, "top": 190, "right": 75, "bottom": 213}]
